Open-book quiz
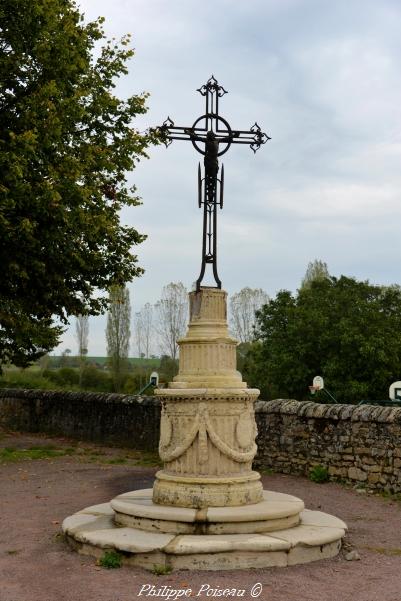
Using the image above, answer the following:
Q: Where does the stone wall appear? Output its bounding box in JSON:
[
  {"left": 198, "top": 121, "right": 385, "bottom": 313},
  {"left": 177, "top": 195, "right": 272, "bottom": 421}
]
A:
[
  {"left": 1, "top": 389, "right": 401, "bottom": 492},
  {"left": 255, "top": 399, "right": 401, "bottom": 493},
  {"left": 0, "top": 388, "right": 159, "bottom": 451}
]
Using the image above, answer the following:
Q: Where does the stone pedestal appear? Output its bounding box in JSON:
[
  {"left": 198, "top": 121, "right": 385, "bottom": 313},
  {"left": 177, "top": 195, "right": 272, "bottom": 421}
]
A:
[
  {"left": 153, "top": 288, "right": 262, "bottom": 508},
  {"left": 63, "top": 288, "right": 346, "bottom": 571}
]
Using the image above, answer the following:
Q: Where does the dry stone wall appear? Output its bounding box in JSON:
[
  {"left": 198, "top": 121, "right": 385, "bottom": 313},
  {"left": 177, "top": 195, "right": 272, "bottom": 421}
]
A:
[
  {"left": 254, "top": 399, "right": 401, "bottom": 493},
  {"left": 1, "top": 389, "right": 401, "bottom": 492},
  {"left": 0, "top": 388, "right": 159, "bottom": 451}
]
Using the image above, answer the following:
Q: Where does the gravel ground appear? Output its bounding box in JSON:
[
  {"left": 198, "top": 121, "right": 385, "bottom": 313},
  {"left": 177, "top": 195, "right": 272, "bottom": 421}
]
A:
[{"left": 0, "top": 428, "right": 401, "bottom": 601}]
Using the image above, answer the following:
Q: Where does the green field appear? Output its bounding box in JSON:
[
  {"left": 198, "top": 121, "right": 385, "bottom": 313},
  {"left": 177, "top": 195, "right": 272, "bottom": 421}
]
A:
[
  {"left": 84, "top": 357, "right": 160, "bottom": 368},
  {"left": 47, "top": 356, "right": 161, "bottom": 368}
]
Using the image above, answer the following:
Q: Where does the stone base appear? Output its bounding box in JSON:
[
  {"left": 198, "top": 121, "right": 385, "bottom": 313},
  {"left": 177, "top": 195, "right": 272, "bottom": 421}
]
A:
[
  {"left": 152, "top": 471, "right": 263, "bottom": 508},
  {"left": 62, "top": 489, "right": 346, "bottom": 571}
]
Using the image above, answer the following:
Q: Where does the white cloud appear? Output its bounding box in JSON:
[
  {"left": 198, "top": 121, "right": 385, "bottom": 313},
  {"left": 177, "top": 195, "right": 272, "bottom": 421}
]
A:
[{"left": 54, "top": 0, "right": 401, "bottom": 354}]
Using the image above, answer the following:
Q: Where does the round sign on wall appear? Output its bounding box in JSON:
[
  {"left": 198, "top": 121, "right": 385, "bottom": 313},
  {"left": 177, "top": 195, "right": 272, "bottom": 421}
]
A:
[
  {"left": 313, "top": 375, "right": 324, "bottom": 390},
  {"left": 389, "top": 381, "right": 401, "bottom": 401}
]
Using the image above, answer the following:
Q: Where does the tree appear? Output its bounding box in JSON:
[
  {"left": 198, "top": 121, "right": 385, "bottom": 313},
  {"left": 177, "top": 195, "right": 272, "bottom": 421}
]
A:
[
  {"left": 0, "top": 0, "right": 158, "bottom": 369},
  {"left": 251, "top": 276, "right": 401, "bottom": 403},
  {"left": 106, "top": 285, "right": 130, "bottom": 391},
  {"left": 60, "top": 348, "right": 71, "bottom": 368},
  {"left": 159, "top": 354, "right": 179, "bottom": 383},
  {"left": 155, "top": 282, "right": 188, "bottom": 360},
  {"left": 229, "top": 287, "right": 269, "bottom": 343},
  {"left": 134, "top": 302, "right": 153, "bottom": 358},
  {"left": 75, "top": 314, "right": 89, "bottom": 387},
  {"left": 300, "top": 260, "right": 330, "bottom": 290}
]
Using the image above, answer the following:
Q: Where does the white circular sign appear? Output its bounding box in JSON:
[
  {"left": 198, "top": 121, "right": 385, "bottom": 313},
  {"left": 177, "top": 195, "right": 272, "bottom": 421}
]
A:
[
  {"left": 313, "top": 375, "right": 324, "bottom": 390},
  {"left": 150, "top": 371, "right": 159, "bottom": 386},
  {"left": 389, "top": 381, "right": 401, "bottom": 401}
]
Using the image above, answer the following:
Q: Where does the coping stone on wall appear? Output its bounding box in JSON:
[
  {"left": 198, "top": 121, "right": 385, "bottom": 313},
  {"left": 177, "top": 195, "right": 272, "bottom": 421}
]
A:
[{"left": 255, "top": 399, "right": 401, "bottom": 423}]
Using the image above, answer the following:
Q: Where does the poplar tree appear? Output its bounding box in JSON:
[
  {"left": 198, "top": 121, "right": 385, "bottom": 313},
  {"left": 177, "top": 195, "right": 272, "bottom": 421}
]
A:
[
  {"left": 155, "top": 283, "right": 188, "bottom": 360},
  {"left": 75, "top": 314, "right": 89, "bottom": 387},
  {"left": 229, "top": 287, "right": 269, "bottom": 343},
  {"left": 106, "top": 285, "right": 130, "bottom": 392},
  {"left": 300, "top": 260, "right": 330, "bottom": 290}
]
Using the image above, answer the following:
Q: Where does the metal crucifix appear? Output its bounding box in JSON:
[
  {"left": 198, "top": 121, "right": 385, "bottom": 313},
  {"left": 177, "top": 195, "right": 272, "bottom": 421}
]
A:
[{"left": 159, "top": 76, "right": 270, "bottom": 291}]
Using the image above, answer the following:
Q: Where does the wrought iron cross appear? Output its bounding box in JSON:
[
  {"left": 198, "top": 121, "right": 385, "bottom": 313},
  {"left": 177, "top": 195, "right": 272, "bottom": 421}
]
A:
[{"left": 159, "top": 76, "right": 270, "bottom": 291}]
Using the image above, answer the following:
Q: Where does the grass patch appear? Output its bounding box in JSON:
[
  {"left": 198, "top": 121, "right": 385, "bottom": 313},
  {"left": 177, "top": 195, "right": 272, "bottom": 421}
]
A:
[
  {"left": 309, "top": 465, "right": 329, "bottom": 483},
  {"left": 81, "top": 449, "right": 106, "bottom": 456},
  {"left": 72, "top": 449, "right": 161, "bottom": 467},
  {"left": 130, "top": 451, "right": 161, "bottom": 467},
  {"left": 151, "top": 564, "right": 173, "bottom": 576},
  {"left": 378, "top": 490, "right": 401, "bottom": 503},
  {"left": 0, "top": 439, "right": 160, "bottom": 467},
  {"left": 6, "top": 549, "right": 20, "bottom": 555},
  {"left": 0, "top": 445, "right": 75, "bottom": 463},
  {"left": 98, "top": 550, "right": 122, "bottom": 569},
  {"left": 259, "top": 467, "right": 274, "bottom": 475}
]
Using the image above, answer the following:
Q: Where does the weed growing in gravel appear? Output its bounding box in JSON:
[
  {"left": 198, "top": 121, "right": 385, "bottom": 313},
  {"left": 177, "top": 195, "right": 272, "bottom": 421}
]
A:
[
  {"left": 151, "top": 564, "right": 173, "bottom": 576},
  {"left": 98, "top": 551, "right": 122, "bottom": 569},
  {"left": 378, "top": 490, "right": 401, "bottom": 503},
  {"left": 259, "top": 467, "right": 274, "bottom": 475},
  {"left": 309, "top": 465, "right": 329, "bottom": 483}
]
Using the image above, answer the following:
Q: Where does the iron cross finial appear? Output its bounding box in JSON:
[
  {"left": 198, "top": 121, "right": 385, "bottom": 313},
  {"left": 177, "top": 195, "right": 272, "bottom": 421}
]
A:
[{"left": 158, "top": 77, "right": 270, "bottom": 291}]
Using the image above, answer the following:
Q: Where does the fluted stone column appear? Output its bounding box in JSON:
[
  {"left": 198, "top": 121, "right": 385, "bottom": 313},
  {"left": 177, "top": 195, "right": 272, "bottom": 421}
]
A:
[{"left": 153, "top": 287, "right": 263, "bottom": 508}]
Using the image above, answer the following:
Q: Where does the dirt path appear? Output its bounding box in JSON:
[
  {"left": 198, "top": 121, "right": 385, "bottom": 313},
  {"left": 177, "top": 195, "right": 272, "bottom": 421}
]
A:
[{"left": 0, "top": 429, "right": 400, "bottom": 601}]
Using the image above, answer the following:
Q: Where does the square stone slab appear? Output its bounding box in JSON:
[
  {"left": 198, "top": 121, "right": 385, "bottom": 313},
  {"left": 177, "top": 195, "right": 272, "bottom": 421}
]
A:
[
  {"left": 75, "top": 527, "right": 175, "bottom": 553},
  {"left": 62, "top": 514, "right": 114, "bottom": 536},
  {"left": 268, "top": 524, "right": 345, "bottom": 547},
  {"left": 300, "top": 510, "right": 348, "bottom": 530},
  {"left": 164, "top": 533, "right": 290, "bottom": 555}
]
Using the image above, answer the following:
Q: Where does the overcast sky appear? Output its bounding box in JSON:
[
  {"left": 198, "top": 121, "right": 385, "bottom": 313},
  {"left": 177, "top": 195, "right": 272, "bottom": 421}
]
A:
[{"left": 55, "top": 0, "right": 401, "bottom": 356}]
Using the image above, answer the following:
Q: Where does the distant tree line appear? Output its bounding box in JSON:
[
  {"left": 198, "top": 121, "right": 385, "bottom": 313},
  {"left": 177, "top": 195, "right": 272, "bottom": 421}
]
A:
[{"left": 4, "top": 248, "right": 401, "bottom": 403}]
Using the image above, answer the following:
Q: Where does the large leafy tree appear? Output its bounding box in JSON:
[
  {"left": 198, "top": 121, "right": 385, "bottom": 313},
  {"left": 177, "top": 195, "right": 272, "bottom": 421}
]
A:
[
  {"left": 247, "top": 277, "right": 401, "bottom": 403},
  {"left": 0, "top": 0, "right": 157, "bottom": 367}
]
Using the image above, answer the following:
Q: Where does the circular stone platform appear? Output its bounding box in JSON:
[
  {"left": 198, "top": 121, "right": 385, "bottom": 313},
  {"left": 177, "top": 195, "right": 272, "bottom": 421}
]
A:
[
  {"left": 111, "top": 489, "right": 304, "bottom": 534},
  {"left": 62, "top": 489, "right": 347, "bottom": 571}
]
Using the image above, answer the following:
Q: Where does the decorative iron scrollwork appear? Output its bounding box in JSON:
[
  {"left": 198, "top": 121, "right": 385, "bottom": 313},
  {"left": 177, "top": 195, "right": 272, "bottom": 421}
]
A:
[{"left": 157, "top": 77, "right": 270, "bottom": 290}]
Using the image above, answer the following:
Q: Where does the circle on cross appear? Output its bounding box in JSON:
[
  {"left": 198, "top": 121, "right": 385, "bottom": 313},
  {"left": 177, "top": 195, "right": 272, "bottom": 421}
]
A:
[{"left": 189, "top": 114, "right": 233, "bottom": 157}]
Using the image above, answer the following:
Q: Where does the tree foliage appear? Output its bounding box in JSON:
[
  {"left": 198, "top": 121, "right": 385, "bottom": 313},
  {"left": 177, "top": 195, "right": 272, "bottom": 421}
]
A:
[
  {"left": 0, "top": 0, "right": 157, "bottom": 367},
  {"left": 106, "top": 285, "right": 130, "bottom": 391},
  {"left": 155, "top": 282, "right": 188, "bottom": 360},
  {"left": 229, "top": 287, "right": 269, "bottom": 343},
  {"left": 75, "top": 313, "right": 89, "bottom": 386},
  {"left": 250, "top": 276, "right": 401, "bottom": 403},
  {"left": 75, "top": 315, "right": 89, "bottom": 358},
  {"left": 300, "top": 259, "right": 330, "bottom": 290},
  {"left": 134, "top": 302, "right": 153, "bottom": 358}
]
